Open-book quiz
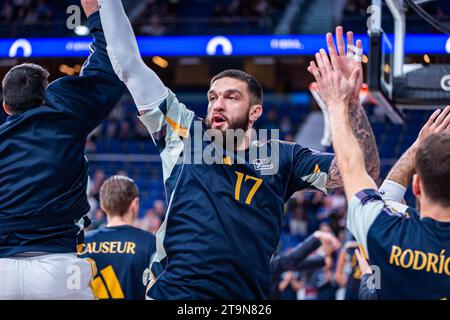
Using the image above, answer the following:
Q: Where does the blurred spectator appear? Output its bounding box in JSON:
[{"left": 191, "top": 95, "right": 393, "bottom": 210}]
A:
[
  {"left": 152, "top": 199, "right": 166, "bottom": 219},
  {"left": 261, "top": 108, "right": 278, "bottom": 130},
  {"left": 89, "top": 169, "right": 106, "bottom": 202},
  {"left": 137, "top": 208, "right": 162, "bottom": 235}
]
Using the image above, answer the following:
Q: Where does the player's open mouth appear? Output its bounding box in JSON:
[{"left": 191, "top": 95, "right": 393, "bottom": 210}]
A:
[{"left": 212, "top": 115, "right": 227, "bottom": 127}]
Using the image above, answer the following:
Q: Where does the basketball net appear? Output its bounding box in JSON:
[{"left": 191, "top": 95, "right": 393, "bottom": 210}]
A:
[{"left": 309, "top": 82, "right": 370, "bottom": 147}]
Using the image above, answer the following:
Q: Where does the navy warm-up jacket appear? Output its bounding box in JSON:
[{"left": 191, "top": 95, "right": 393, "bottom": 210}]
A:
[{"left": 0, "top": 12, "right": 125, "bottom": 257}]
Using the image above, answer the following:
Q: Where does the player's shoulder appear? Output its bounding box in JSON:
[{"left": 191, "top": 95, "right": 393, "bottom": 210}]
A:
[
  {"left": 122, "top": 226, "right": 156, "bottom": 243},
  {"left": 84, "top": 227, "right": 104, "bottom": 241},
  {"left": 366, "top": 198, "right": 419, "bottom": 238},
  {"left": 85, "top": 225, "right": 155, "bottom": 244},
  {"left": 253, "top": 138, "right": 297, "bottom": 154}
]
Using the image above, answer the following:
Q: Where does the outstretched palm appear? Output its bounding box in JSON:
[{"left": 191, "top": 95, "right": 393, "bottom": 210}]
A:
[{"left": 326, "top": 26, "right": 363, "bottom": 99}]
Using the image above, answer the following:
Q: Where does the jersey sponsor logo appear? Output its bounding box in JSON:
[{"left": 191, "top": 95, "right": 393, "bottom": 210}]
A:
[
  {"left": 79, "top": 241, "right": 136, "bottom": 255},
  {"left": 91, "top": 265, "right": 125, "bottom": 299},
  {"left": 389, "top": 245, "right": 450, "bottom": 276},
  {"left": 253, "top": 159, "right": 273, "bottom": 171}
]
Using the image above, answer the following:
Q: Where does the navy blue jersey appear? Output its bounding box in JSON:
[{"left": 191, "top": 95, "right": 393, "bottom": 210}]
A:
[
  {"left": 0, "top": 12, "right": 125, "bottom": 257},
  {"left": 347, "top": 189, "right": 450, "bottom": 300},
  {"left": 138, "top": 90, "right": 334, "bottom": 299},
  {"left": 344, "top": 244, "right": 362, "bottom": 300},
  {"left": 79, "top": 225, "right": 156, "bottom": 300}
]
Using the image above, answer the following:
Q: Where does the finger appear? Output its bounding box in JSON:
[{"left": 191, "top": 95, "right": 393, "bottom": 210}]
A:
[
  {"left": 307, "top": 64, "right": 322, "bottom": 81},
  {"left": 336, "top": 26, "right": 346, "bottom": 56},
  {"left": 309, "top": 60, "right": 322, "bottom": 78},
  {"left": 435, "top": 106, "right": 450, "bottom": 131},
  {"left": 354, "top": 249, "right": 364, "bottom": 264},
  {"left": 425, "top": 108, "right": 441, "bottom": 128},
  {"left": 320, "top": 48, "right": 333, "bottom": 74},
  {"left": 347, "top": 31, "right": 355, "bottom": 57},
  {"left": 426, "top": 109, "right": 442, "bottom": 125},
  {"left": 315, "top": 52, "right": 326, "bottom": 76},
  {"left": 349, "top": 68, "right": 360, "bottom": 88},
  {"left": 354, "top": 39, "right": 363, "bottom": 63},
  {"left": 328, "top": 41, "right": 340, "bottom": 70},
  {"left": 326, "top": 32, "right": 338, "bottom": 56},
  {"left": 433, "top": 105, "right": 450, "bottom": 128}
]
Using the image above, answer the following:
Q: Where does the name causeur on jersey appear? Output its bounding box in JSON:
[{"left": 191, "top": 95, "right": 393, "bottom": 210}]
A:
[{"left": 79, "top": 241, "right": 136, "bottom": 255}]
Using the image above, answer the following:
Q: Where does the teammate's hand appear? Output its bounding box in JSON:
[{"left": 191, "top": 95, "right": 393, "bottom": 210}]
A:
[
  {"left": 314, "top": 231, "right": 341, "bottom": 253},
  {"left": 81, "top": 0, "right": 99, "bottom": 18},
  {"left": 355, "top": 249, "right": 372, "bottom": 276},
  {"left": 307, "top": 44, "right": 360, "bottom": 110},
  {"left": 328, "top": 26, "right": 364, "bottom": 100},
  {"left": 415, "top": 106, "right": 450, "bottom": 146}
]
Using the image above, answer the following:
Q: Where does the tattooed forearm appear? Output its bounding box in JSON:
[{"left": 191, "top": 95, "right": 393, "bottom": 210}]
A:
[
  {"left": 386, "top": 144, "right": 418, "bottom": 187},
  {"left": 326, "top": 100, "right": 380, "bottom": 189},
  {"left": 326, "top": 158, "right": 342, "bottom": 189}
]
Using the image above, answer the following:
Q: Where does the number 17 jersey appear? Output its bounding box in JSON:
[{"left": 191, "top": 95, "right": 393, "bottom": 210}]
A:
[{"left": 140, "top": 90, "right": 334, "bottom": 299}]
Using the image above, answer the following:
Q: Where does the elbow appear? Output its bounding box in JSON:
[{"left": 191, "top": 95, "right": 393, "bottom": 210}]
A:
[{"left": 107, "top": 46, "right": 145, "bottom": 82}]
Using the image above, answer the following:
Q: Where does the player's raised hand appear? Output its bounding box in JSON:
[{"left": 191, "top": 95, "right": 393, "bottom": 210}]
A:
[
  {"left": 314, "top": 230, "right": 341, "bottom": 253},
  {"left": 307, "top": 45, "right": 360, "bottom": 110},
  {"left": 355, "top": 249, "right": 372, "bottom": 276},
  {"left": 81, "top": 0, "right": 99, "bottom": 18},
  {"left": 415, "top": 106, "right": 450, "bottom": 145},
  {"left": 327, "top": 26, "right": 364, "bottom": 100}
]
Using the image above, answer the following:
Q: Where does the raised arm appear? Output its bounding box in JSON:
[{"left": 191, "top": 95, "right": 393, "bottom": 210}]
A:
[
  {"left": 310, "top": 27, "right": 380, "bottom": 189},
  {"left": 271, "top": 231, "right": 340, "bottom": 277},
  {"left": 44, "top": 1, "right": 125, "bottom": 134},
  {"left": 307, "top": 40, "right": 377, "bottom": 202},
  {"left": 380, "top": 107, "right": 450, "bottom": 202},
  {"left": 327, "top": 99, "right": 380, "bottom": 189},
  {"left": 98, "top": 0, "right": 195, "bottom": 166},
  {"left": 97, "top": 0, "right": 168, "bottom": 112}
]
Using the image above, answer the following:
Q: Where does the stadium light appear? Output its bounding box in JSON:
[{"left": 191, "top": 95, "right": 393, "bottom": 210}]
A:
[
  {"left": 152, "top": 56, "right": 169, "bottom": 69},
  {"left": 74, "top": 25, "right": 90, "bottom": 36}
]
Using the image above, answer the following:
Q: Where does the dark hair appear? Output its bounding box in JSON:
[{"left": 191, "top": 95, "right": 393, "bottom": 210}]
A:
[
  {"left": 100, "top": 175, "right": 139, "bottom": 217},
  {"left": 416, "top": 133, "right": 450, "bottom": 207},
  {"left": 210, "top": 69, "right": 263, "bottom": 106},
  {"left": 2, "top": 63, "right": 49, "bottom": 114}
]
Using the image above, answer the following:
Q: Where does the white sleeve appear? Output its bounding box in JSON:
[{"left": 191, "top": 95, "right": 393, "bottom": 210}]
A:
[
  {"left": 379, "top": 179, "right": 407, "bottom": 203},
  {"left": 346, "top": 190, "right": 385, "bottom": 258},
  {"left": 98, "top": 0, "right": 168, "bottom": 111}
]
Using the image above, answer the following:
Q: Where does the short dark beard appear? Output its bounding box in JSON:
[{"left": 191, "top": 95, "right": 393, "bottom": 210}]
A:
[{"left": 205, "top": 111, "right": 250, "bottom": 150}]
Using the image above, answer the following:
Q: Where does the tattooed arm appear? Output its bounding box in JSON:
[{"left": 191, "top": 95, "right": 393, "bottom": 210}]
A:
[
  {"left": 326, "top": 99, "right": 380, "bottom": 189},
  {"left": 308, "top": 42, "right": 377, "bottom": 201},
  {"left": 386, "top": 107, "right": 450, "bottom": 187},
  {"left": 379, "top": 107, "right": 450, "bottom": 202},
  {"left": 309, "top": 27, "right": 380, "bottom": 190}
]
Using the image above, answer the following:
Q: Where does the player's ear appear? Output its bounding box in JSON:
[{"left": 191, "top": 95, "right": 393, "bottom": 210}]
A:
[
  {"left": 249, "top": 104, "right": 263, "bottom": 122},
  {"left": 412, "top": 174, "right": 421, "bottom": 197},
  {"left": 131, "top": 197, "right": 139, "bottom": 216}
]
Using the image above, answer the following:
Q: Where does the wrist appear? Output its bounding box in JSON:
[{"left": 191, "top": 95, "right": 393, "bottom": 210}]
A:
[
  {"left": 87, "top": 11, "right": 101, "bottom": 31},
  {"left": 328, "top": 102, "right": 349, "bottom": 116}
]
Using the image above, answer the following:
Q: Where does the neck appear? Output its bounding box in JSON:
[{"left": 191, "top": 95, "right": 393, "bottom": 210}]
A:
[
  {"left": 420, "top": 199, "right": 450, "bottom": 222},
  {"left": 106, "top": 213, "right": 134, "bottom": 227},
  {"left": 235, "top": 130, "right": 254, "bottom": 151}
]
